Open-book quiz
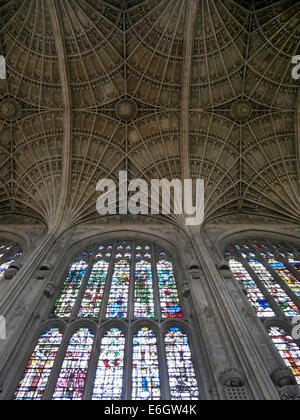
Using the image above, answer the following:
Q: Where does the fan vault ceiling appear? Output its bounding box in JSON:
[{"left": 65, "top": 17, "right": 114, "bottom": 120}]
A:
[{"left": 0, "top": 0, "right": 299, "bottom": 229}]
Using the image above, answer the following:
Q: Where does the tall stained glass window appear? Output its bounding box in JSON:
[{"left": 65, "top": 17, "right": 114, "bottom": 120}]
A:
[
  {"left": 157, "top": 259, "right": 183, "bottom": 318},
  {"left": 14, "top": 328, "right": 63, "bottom": 400},
  {"left": 16, "top": 240, "right": 199, "bottom": 400},
  {"left": 52, "top": 260, "right": 88, "bottom": 318},
  {"left": 228, "top": 255, "right": 275, "bottom": 317},
  {"left": 0, "top": 239, "right": 22, "bottom": 280},
  {"left": 92, "top": 328, "right": 125, "bottom": 400},
  {"left": 134, "top": 259, "right": 155, "bottom": 318},
  {"left": 132, "top": 327, "right": 160, "bottom": 400},
  {"left": 227, "top": 239, "right": 300, "bottom": 386},
  {"left": 78, "top": 260, "right": 109, "bottom": 318},
  {"left": 268, "top": 327, "right": 300, "bottom": 385},
  {"left": 52, "top": 328, "right": 94, "bottom": 400},
  {"left": 165, "top": 328, "right": 199, "bottom": 400},
  {"left": 106, "top": 259, "right": 130, "bottom": 319}
]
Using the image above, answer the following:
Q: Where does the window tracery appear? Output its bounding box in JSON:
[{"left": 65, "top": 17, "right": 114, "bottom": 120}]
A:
[
  {"left": 227, "top": 239, "right": 300, "bottom": 386},
  {"left": 14, "top": 240, "right": 199, "bottom": 400}
]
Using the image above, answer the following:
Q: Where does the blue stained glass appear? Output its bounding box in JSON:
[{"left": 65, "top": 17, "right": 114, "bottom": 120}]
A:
[
  {"left": 229, "top": 259, "right": 275, "bottom": 317},
  {"left": 248, "top": 259, "right": 299, "bottom": 317}
]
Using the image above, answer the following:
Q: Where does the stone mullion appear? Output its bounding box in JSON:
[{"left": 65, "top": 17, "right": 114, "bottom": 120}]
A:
[
  {"left": 248, "top": 243, "right": 300, "bottom": 313},
  {"left": 153, "top": 244, "right": 170, "bottom": 399},
  {"left": 123, "top": 323, "right": 133, "bottom": 400},
  {"left": 158, "top": 327, "right": 171, "bottom": 400},
  {"left": 237, "top": 252, "right": 285, "bottom": 319},
  {"left": 82, "top": 328, "right": 102, "bottom": 401}
]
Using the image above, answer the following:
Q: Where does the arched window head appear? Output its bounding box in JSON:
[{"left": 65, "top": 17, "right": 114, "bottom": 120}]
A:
[
  {"left": 15, "top": 240, "right": 200, "bottom": 400},
  {"left": 0, "top": 239, "right": 22, "bottom": 280},
  {"left": 14, "top": 328, "right": 63, "bottom": 400},
  {"left": 50, "top": 241, "right": 183, "bottom": 321},
  {"left": 52, "top": 328, "right": 94, "bottom": 400}
]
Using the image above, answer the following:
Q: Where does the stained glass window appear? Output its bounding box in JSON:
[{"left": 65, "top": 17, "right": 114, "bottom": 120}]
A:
[
  {"left": 134, "top": 260, "right": 155, "bottom": 318},
  {"left": 268, "top": 327, "right": 300, "bottom": 386},
  {"left": 14, "top": 328, "right": 63, "bottom": 400},
  {"left": 52, "top": 260, "right": 88, "bottom": 318},
  {"left": 0, "top": 239, "right": 22, "bottom": 280},
  {"left": 268, "top": 259, "right": 300, "bottom": 299},
  {"left": 227, "top": 239, "right": 300, "bottom": 387},
  {"left": 78, "top": 260, "right": 109, "bottom": 318},
  {"left": 157, "top": 259, "right": 183, "bottom": 318},
  {"left": 248, "top": 259, "right": 298, "bottom": 317},
  {"left": 165, "top": 328, "right": 199, "bottom": 400},
  {"left": 132, "top": 327, "right": 160, "bottom": 400},
  {"left": 92, "top": 328, "right": 125, "bottom": 400},
  {"left": 16, "top": 241, "right": 199, "bottom": 400},
  {"left": 228, "top": 257, "right": 275, "bottom": 317},
  {"left": 52, "top": 328, "right": 94, "bottom": 400},
  {"left": 106, "top": 259, "right": 130, "bottom": 319}
]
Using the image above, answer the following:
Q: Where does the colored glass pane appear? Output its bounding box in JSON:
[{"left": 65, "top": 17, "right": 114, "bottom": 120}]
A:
[
  {"left": 52, "top": 260, "right": 88, "bottom": 318},
  {"left": 269, "top": 327, "right": 300, "bottom": 386},
  {"left": 248, "top": 259, "right": 298, "bottom": 317},
  {"left": 165, "top": 328, "right": 199, "bottom": 400},
  {"left": 14, "top": 328, "right": 63, "bottom": 400},
  {"left": 106, "top": 260, "right": 130, "bottom": 319},
  {"left": 0, "top": 259, "right": 15, "bottom": 280},
  {"left": 134, "top": 260, "right": 155, "bottom": 318},
  {"left": 269, "top": 259, "right": 300, "bottom": 299},
  {"left": 53, "top": 328, "right": 94, "bottom": 400},
  {"left": 92, "top": 328, "right": 125, "bottom": 400},
  {"left": 229, "top": 259, "right": 275, "bottom": 317},
  {"left": 132, "top": 328, "right": 160, "bottom": 400},
  {"left": 78, "top": 260, "right": 109, "bottom": 318},
  {"left": 157, "top": 259, "right": 183, "bottom": 318}
]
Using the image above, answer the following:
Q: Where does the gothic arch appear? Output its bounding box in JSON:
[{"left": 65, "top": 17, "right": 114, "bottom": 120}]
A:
[{"left": 11, "top": 233, "right": 205, "bottom": 400}]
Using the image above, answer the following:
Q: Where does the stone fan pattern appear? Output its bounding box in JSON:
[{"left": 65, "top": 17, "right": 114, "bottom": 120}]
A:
[{"left": 0, "top": 0, "right": 299, "bottom": 226}]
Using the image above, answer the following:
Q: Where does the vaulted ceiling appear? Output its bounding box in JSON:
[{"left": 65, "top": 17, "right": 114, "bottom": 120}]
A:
[{"left": 0, "top": 0, "right": 299, "bottom": 229}]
